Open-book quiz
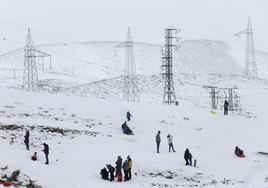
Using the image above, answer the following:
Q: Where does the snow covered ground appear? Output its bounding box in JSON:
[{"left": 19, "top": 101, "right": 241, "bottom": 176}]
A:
[
  {"left": 0, "top": 39, "right": 268, "bottom": 187},
  {"left": 0, "top": 78, "right": 268, "bottom": 188}
]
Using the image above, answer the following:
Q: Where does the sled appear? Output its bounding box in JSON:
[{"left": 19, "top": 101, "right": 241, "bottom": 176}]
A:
[
  {"left": 210, "top": 111, "right": 216, "bottom": 114},
  {"left": 238, "top": 154, "right": 246, "bottom": 158}
]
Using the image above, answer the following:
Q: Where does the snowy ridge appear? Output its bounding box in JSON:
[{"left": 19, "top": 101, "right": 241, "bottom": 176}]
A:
[{"left": 1, "top": 39, "right": 268, "bottom": 84}]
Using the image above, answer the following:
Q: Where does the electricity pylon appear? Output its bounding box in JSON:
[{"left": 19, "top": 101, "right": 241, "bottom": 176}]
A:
[
  {"left": 161, "top": 28, "right": 180, "bottom": 105},
  {"left": 235, "top": 17, "right": 258, "bottom": 79},
  {"left": 115, "top": 27, "right": 140, "bottom": 102},
  {"left": 23, "top": 28, "right": 38, "bottom": 91}
]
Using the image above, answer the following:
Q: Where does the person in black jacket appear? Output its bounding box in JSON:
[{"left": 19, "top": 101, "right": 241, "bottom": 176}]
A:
[
  {"left": 184, "top": 148, "right": 192, "bottom": 166},
  {"left": 234, "top": 146, "right": 244, "bottom": 157},
  {"left": 43, "top": 143, "right": 49, "bottom": 165},
  {"left": 126, "top": 111, "right": 132, "bottom": 121},
  {"left": 106, "top": 164, "right": 115, "bottom": 181},
  {"left": 24, "top": 130, "right": 30, "bottom": 150},
  {"left": 122, "top": 160, "right": 129, "bottom": 181},
  {"left": 156, "top": 131, "right": 161, "bottom": 153},
  {"left": 122, "top": 122, "right": 133, "bottom": 135},
  {"left": 100, "top": 167, "right": 109, "bottom": 180},
  {"left": 224, "top": 100, "right": 229, "bottom": 115},
  {"left": 115, "top": 156, "right": 123, "bottom": 182}
]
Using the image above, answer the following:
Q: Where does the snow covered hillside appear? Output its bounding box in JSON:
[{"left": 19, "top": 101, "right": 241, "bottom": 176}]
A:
[
  {"left": 0, "top": 39, "right": 268, "bottom": 188},
  {"left": 0, "top": 86, "right": 268, "bottom": 188}
]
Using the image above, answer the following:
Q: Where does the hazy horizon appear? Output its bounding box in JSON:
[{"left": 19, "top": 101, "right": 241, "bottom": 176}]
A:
[{"left": 0, "top": 0, "right": 267, "bottom": 52}]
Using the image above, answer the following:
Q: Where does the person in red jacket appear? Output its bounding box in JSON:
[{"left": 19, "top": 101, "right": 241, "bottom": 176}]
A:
[{"left": 31, "top": 152, "right": 37, "bottom": 161}]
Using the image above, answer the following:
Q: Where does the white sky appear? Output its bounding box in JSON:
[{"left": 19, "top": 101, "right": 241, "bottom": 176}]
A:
[{"left": 0, "top": 0, "right": 267, "bottom": 52}]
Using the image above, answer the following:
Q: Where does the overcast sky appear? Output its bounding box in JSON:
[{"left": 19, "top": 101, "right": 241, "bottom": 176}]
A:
[{"left": 0, "top": 0, "right": 267, "bottom": 52}]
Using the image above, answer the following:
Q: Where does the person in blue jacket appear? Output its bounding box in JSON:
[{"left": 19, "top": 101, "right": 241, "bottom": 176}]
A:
[{"left": 126, "top": 111, "right": 132, "bottom": 121}]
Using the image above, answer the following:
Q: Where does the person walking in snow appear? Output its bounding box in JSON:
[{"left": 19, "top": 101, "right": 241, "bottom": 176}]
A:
[
  {"left": 122, "top": 160, "right": 129, "bottom": 181},
  {"left": 126, "top": 111, "right": 132, "bottom": 121},
  {"left": 127, "top": 156, "right": 132, "bottom": 180},
  {"left": 24, "top": 130, "right": 30, "bottom": 150},
  {"left": 106, "top": 164, "right": 115, "bottom": 181},
  {"left": 115, "top": 156, "right": 123, "bottom": 182},
  {"left": 167, "top": 134, "right": 176, "bottom": 152},
  {"left": 42, "top": 143, "right": 49, "bottom": 165},
  {"left": 224, "top": 100, "right": 229, "bottom": 115},
  {"left": 184, "top": 148, "right": 192, "bottom": 166},
  {"left": 156, "top": 131, "right": 161, "bottom": 153}
]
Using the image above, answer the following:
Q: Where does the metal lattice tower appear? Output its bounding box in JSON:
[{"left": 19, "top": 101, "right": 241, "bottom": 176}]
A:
[
  {"left": 204, "top": 86, "right": 218, "bottom": 109},
  {"left": 116, "top": 27, "right": 139, "bottom": 101},
  {"left": 222, "top": 86, "right": 239, "bottom": 111},
  {"left": 235, "top": 17, "right": 258, "bottom": 79},
  {"left": 23, "top": 28, "right": 38, "bottom": 91},
  {"left": 161, "top": 28, "right": 179, "bottom": 105}
]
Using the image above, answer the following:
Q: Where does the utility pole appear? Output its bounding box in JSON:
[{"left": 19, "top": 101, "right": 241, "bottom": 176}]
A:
[
  {"left": 115, "top": 27, "right": 139, "bottom": 102},
  {"left": 233, "top": 91, "right": 241, "bottom": 112},
  {"left": 204, "top": 86, "right": 218, "bottom": 109},
  {"left": 228, "top": 88, "right": 234, "bottom": 111},
  {"left": 23, "top": 28, "right": 38, "bottom": 91},
  {"left": 235, "top": 17, "right": 257, "bottom": 79},
  {"left": 161, "top": 28, "right": 180, "bottom": 105},
  {"left": 221, "top": 86, "right": 239, "bottom": 111}
]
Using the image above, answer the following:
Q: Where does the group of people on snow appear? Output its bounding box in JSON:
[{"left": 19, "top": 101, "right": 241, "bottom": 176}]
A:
[
  {"left": 21, "top": 109, "right": 245, "bottom": 184},
  {"left": 155, "top": 130, "right": 194, "bottom": 166},
  {"left": 24, "top": 130, "right": 50, "bottom": 165},
  {"left": 100, "top": 156, "right": 132, "bottom": 182}
]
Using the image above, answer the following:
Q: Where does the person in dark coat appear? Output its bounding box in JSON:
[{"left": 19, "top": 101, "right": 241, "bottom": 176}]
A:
[
  {"left": 126, "top": 111, "right": 132, "bottom": 121},
  {"left": 106, "top": 164, "right": 115, "bottom": 181},
  {"left": 115, "top": 156, "right": 123, "bottom": 182},
  {"left": 184, "top": 148, "right": 192, "bottom": 166},
  {"left": 122, "top": 122, "right": 133, "bottom": 135},
  {"left": 24, "top": 130, "right": 30, "bottom": 150},
  {"left": 127, "top": 156, "right": 132, "bottom": 180},
  {"left": 42, "top": 143, "right": 49, "bottom": 165},
  {"left": 156, "top": 131, "right": 161, "bottom": 153},
  {"left": 224, "top": 100, "right": 229, "bottom": 115},
  {"left": 100, "top": 167, "right": 109, "bottom": 180},
  {"left": 122, "top": 160, "right": 129, "bottom": 181},
  {"left": 235, "top": 146, "right": 244, "bottom": 157}
]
